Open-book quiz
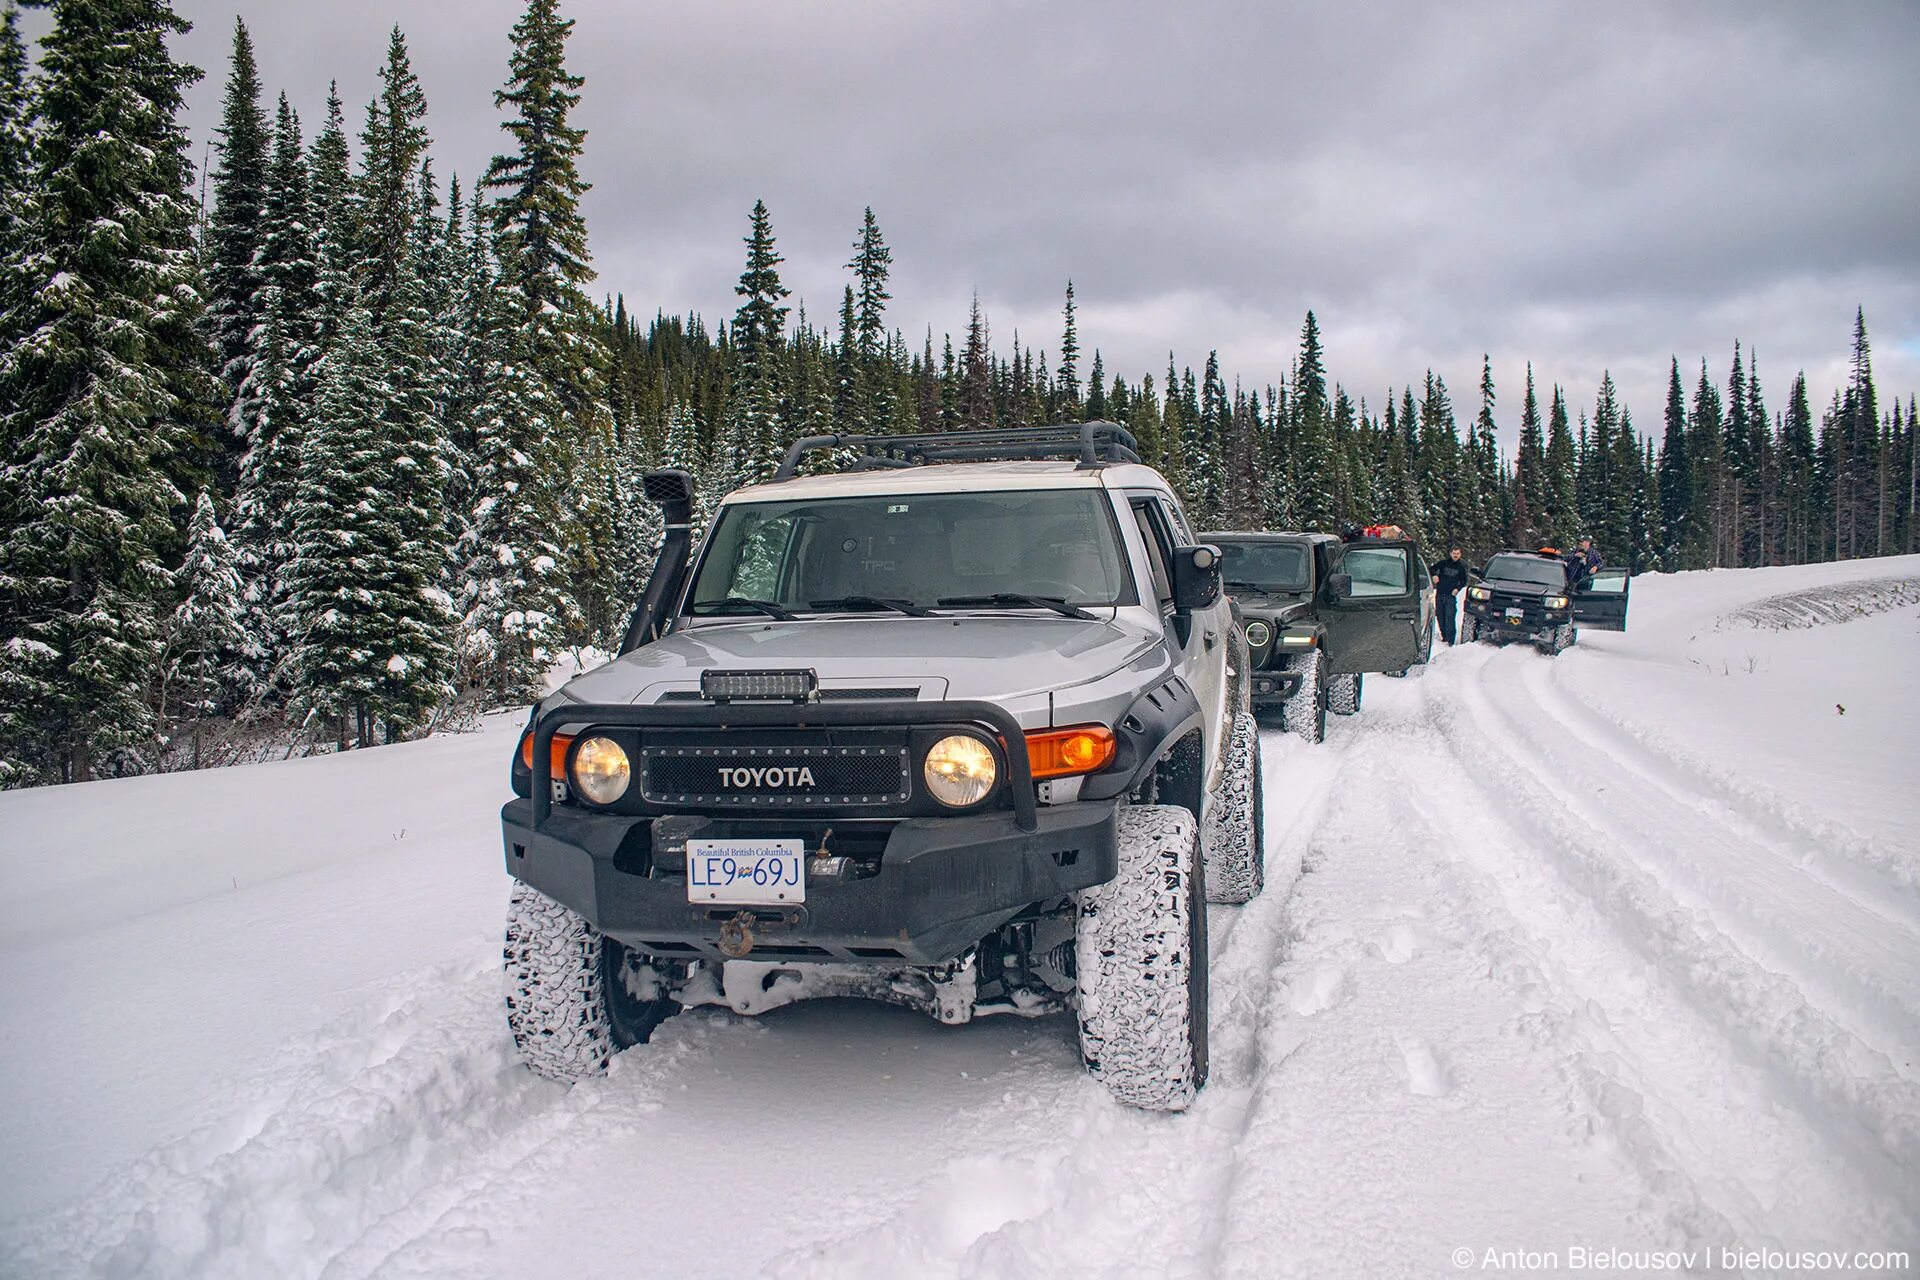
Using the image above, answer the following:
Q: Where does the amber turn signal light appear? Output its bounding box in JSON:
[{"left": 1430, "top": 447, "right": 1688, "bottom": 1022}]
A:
[
  {"left": 1025, "top": 725, "right": 1117, "bottom": 780},
  {"left": 519, "top": 730, "right": 576, "bottom": 775}
]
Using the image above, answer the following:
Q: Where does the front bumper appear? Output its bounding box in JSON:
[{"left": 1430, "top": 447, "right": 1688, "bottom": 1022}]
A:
[
  {"left": 1465, "top": 595, "right": 1569, "bottom": 641},
  {"left": 502, "top": 798, "right": 1118, "bottom": 965}
]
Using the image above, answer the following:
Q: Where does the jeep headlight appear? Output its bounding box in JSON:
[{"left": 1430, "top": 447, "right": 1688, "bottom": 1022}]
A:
[
  {"left": 570, "top": 736, "right": 631, "bottom": 805},
  {"left": 1544, "top": 595, "right": 1569, "bottom": 610},
  {"left": 923, "top": 734, "right": 997, "bottom": 807},
  {"left": 1468, "top": 586, "right": 1491, "bottom": 601},
  {"left": 1244, "top": 620, "right": 1272, "bottom": 648}
]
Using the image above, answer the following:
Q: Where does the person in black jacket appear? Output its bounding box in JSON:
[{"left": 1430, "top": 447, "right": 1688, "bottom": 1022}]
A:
[{"left": 1432, "top": 545, "right": 1469, "bottom": 643}]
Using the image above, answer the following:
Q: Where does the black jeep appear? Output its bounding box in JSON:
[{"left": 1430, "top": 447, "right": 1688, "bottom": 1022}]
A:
[
  {"left": 1461, "top": 550, "right": 1631, "bottom": 653},
  {"left": 1203, "top": 531, "right": 1435, "bottom": 743}
]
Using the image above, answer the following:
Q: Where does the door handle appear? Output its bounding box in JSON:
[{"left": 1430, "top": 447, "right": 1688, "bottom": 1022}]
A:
[{"left": 1391, "top": 610, "right": 1416, "bottom": 619}]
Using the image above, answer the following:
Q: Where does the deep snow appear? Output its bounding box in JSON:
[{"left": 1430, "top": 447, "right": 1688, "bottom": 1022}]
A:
[{"left": 2, "top": 557, "right": 1916, "bottom": 1278}]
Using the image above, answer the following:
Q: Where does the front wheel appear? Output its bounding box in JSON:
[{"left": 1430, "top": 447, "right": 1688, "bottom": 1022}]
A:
[
  {"left": 505, "top": 882, "right": 678, "bottom": 1082},
  {"left": 1284, "top": 650, "right": 1327, "bottom": 744},
  {"left": 1204, "top": 711, "right": 1265, "bottom": 904},
  {"left": 1076, "top": 804, "right": 1208, "bottom": 1111},
  {"left": 1460, "top": 614, "right": 1481, "bottom": 644},
  {"left": 1328, "top": 672, "right": 1363, "bottom": 716}
]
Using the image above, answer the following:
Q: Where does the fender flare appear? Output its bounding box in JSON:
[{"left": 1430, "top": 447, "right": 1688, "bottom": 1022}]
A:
[{"left": 1080, "top": 676, "right": 1205, "bottom": 807}]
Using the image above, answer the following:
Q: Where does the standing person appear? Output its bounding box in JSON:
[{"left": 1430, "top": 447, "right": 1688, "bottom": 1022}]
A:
[
  {"left": 1568, "top": 536, "right": 1602, "bottom": 588},
  {"left": 1432, "top": 545, "right": 1469, "bottom": 644}
]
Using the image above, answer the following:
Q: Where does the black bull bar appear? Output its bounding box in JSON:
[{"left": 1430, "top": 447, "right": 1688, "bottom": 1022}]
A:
[{"left": 529, "top": 699, "right": 1040, "bottom": 830}]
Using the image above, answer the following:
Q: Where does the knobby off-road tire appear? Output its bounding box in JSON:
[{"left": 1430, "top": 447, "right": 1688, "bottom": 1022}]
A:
[
  {"left": 1204, "top": 711, "right": 1266, "bottom": 904},
  {"left": 1460, "top": 614, "right": 1481, "bottom": 644},
  {"left": 1076, "top": 804, "right": 1209, "bottom": 1111},
  {"left": 504, "top": 882, "right": 677, "bottom": 1082},
  {"left": 1284, "top": 649, "right": 1328, "bottom": 744},
  {"left": 1328, "top": 672, "right": 1363, "bottom": 716}
]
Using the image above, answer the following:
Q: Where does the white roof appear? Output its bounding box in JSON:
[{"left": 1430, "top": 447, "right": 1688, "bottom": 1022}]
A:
[{"left": 723, "top": 459, "right": 1172, "bottom": 504}]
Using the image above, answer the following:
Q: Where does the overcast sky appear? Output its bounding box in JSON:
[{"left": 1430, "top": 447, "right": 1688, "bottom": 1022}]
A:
[{"left": 29, "top": 1, "right": 1920, "bottom": 442}]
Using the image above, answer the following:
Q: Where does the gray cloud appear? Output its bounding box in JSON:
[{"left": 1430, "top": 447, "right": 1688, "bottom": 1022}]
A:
[{"left": 34, "top": 0, "right": 1920, "bottom": 440}]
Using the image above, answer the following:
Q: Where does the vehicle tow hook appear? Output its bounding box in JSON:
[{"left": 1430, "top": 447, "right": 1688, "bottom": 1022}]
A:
[{"left": 718, "top": 911, "right": 755, "bottom": 959}]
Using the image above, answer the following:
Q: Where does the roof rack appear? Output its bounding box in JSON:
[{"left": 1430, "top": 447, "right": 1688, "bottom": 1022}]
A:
[{"left": 772, "top": 421, "right": 1142, "bottom": 481}]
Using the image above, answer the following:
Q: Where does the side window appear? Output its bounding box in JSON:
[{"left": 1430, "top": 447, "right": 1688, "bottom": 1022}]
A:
[
  {"left": 1130, "top": 500, "right": 1175, "bottom": 611},
  {"left": 1342, "top": 546, "right": 1411, "bottom": 597},
  {"left": 1584, "top": 568, "right": 1629, "bottom": 594}
]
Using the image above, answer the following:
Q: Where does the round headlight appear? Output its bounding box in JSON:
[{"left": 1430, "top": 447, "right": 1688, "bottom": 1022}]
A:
[
  {"left": 570, "top": 736, "right": 631, "bottom": 805},
  {"left": 923, "top": 735, "right": 997, "bottom": 807},
  {"left": 1244, "top": 620, "right": 1272, "bottom": 648}
]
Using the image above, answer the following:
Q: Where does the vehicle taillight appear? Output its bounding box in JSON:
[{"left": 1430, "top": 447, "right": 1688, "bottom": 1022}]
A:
[
  {"left": 519, "top": 730, "right": 575, "bottom": 775},
  {"left": 1025, "top": 726, "right": 1117, "bottom": 780}
]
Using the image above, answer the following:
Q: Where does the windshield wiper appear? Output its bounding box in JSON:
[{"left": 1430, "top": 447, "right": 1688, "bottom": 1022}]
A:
[
  {"left": 937, "top": 592, "right": 1097, "bottom": 621},
  {"left": 809, "top": 595, "right": 935, "bottom": 618},
  {"left": 687, "top": 596, "right": 797, "bottom": 621}
]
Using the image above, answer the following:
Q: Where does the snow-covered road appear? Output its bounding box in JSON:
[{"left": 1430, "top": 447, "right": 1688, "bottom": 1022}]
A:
[{"left": 3, "top": 558, "right": 1917, "bottom": 1278}]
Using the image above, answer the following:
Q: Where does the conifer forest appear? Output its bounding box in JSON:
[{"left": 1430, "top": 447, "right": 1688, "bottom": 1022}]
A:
[{"left": 0, "top": 0, "right": 1913, "bottom": 787}]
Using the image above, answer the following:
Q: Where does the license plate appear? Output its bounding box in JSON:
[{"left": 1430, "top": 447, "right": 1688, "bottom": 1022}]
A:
[
  {"left": 686, "top": 839, "right": 806, "bottom": 904},
  {"left": 1505, "top": 608, "right": 1525, "bottom": 623}
]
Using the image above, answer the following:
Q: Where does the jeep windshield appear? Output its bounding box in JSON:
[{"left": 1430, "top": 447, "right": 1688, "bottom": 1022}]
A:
[
  {"left": 1218, "top": 540, "right": 1309, "bottom": 593},
  {"left": 686, "top": 488, "right": 1136, "bottom": 616},
  {"left": 1483, "top": 555, "right": 1568, "bottom": 589}
]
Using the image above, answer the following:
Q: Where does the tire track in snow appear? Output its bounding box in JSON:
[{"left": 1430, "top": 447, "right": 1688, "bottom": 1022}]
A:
[
  {"left": 1432, "top": 644, "right": 1920, "bottom": 1209},
  {"left": 1211, "top": 699, "right": 1723, "bottom": 1278},
  {"left": 1550, "top": 649, "right": 1920, "bottom": 900}
]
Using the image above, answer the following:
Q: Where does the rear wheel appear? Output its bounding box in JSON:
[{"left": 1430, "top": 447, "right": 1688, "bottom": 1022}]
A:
[
  {"left": 1328, "top": 672, "right": 1363, "bottom": 716},
  {"left": 505, "top": 882, "right": 678, "bottom": 1082},
  {"left": 1284, "top": 650, "right": 1327, "bottom": 744},
  {"left": 1076, "top": 804, "right": 1208, "bottom": 1111},
  {"left": 1204, "top": 711, "right": 1265, "bottom": 904}
]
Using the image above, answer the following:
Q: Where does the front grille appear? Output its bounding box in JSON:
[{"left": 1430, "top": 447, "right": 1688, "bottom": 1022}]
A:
[{"left": 642, "top": 745, "right": 910, "bottom": 806}]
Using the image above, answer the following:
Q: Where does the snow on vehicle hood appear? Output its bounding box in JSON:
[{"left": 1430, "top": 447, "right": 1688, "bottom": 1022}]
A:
[{"left": 547, "top": 613, "right": 1163, "bottom": 708}]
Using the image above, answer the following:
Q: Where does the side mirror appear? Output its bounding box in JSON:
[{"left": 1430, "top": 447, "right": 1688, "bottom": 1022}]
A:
[
  {"left": 1172, "top": 544, "right": 1223, "bottom": 611},
  {"left": 1326, "top": 572, "right": 1354, "bottom": 600}
]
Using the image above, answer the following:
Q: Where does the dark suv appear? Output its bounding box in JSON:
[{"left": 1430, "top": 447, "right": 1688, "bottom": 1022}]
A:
[
  {"left": 1461, "top": 550, "right": 1631, "bottom": 653},
  {"left": 1203, "top": 531, "right": 1435, "bottom": 743}
]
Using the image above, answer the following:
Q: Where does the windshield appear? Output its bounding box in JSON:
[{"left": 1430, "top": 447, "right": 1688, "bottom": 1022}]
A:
[
  {"left": 1218, "top": 541, "right": 1310, "bottom": 592},
  {"left": 1484, "top": 555, "right": 1567, "bottom": 589},
  {"left": 686, "top": 488, "right": 1135, "bottom": 614}
]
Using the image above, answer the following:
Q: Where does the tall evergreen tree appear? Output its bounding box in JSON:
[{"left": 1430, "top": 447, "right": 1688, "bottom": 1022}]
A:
[
  {"left": 1655, "top": 358, "right": 1690, "bottom": 566},
  {"left": 1513, "top": 363, "right": 1548, "bottom": 546},
  {"left": 846, "top": 206, "right": 890, "bottom": 365},
  {"left": 1055, "top": 280, "right": 1081, "bottom": 421},
  {"left": 204, "top": 17, "right": 269, "bottom": 436},
  {"left": 0, "top": 0, "right": 216, "bottom": 784},
  {"left": 1543, "top": 386, "right": 1578, "bottom": 545}
]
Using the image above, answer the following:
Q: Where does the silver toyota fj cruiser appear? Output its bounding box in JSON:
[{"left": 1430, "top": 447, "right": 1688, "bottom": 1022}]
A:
[{"left": 500, "top": 424, "right": 1264, "bottom": 1111}]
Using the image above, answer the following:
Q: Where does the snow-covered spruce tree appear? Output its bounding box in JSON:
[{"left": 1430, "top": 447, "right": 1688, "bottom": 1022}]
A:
[
  {"left": 204, "top": 17, "right": 269, "bottom": 453},
  {"left": 1055, "top": 281, "right": 1081, "bottom": 423},
  {"left": 229, "top": 98, "right": 320, "bottom": 689},
  {"left": 0, "top": 0, "right": 216, "bottom": 785},
  {"left": 287, "top": 301, "right": 454, "bottom": 745},
  {"left": 230, "top": 291, "right": 300, "bottom": 696},
  {"left": 1544, "top": 386, "right": 1579, "bottom": 547},
  {"left": 729, "top": 200, "right": 789, "bottom": 483},
  {"left": 457, "top": 276, "right": 570, "bottom": 704},
  {"left": 164, "top": 488, "right": 252, "bottom": 759},
  {"left": 482, "top": 0, "right": 613, "bottom": 640},
  {"left": 0, "top": 1, "right": 35, "bottom": 568}
]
